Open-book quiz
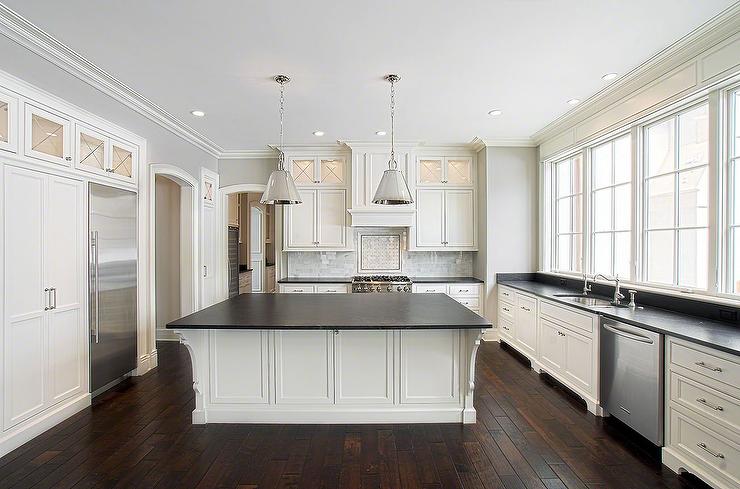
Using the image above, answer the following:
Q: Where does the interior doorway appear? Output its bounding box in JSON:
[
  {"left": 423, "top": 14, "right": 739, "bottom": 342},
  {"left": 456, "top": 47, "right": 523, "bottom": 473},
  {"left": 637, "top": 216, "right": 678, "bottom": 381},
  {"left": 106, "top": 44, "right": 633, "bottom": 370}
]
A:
[
  {"left": 225, "top": 191, "right": 276, "bottom": 295},
  {"left": 152, "top": 169, "right": 198, "bottom": 341}
]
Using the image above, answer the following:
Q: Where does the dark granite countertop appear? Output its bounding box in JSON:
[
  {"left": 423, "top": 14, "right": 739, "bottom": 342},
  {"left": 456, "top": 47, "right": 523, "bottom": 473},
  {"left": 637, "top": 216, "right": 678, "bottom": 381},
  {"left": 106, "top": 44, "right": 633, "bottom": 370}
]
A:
[
  {"left": 498, "top": 280, "right": 740, "bottom": 356},
  {"left": 278, "top": 277, "right": 352, "bottom": 284},
  {"left": 411, "top": 277, "right": 484, "bottom": 284},
  {"left": 168, "top": 293, "right": 492, "bottom": 330}
]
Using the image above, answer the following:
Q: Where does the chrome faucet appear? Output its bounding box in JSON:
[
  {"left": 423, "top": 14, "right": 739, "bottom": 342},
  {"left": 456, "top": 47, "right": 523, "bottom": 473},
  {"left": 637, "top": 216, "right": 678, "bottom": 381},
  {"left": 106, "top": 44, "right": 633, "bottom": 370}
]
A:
[
  {"left": 582, "top": 273, "right": 592, "bottom": 296},
  {"left": 594, "top": 273, "right": 625, "bottom": 305}
]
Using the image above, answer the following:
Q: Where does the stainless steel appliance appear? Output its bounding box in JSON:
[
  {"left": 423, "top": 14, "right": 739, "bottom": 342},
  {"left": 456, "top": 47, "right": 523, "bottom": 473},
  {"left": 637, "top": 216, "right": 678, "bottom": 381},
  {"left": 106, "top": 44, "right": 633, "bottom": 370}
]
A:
[
  {"left": 89, "top": 183, "right": 138, "bottom": 395},
  {"left": 351, "top": 275, "right": 412, "bottom": 293},
  {"left": 601, "top": 318, "right": 664, "bottom": 445}
]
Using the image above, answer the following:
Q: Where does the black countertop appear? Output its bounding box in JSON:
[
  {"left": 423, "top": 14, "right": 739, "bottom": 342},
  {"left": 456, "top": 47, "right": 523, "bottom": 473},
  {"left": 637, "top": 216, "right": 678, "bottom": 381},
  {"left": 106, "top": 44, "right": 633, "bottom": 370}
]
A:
[
  {"left": 167, "top": 293, "right": 492, "bottom": 330},
  {"left": 498, "top": 280, "right": 740, "bottom": 356},
  {"left": 278, "top": 277, "right": 352, "bottom": 284},
  {"left": 411, "top": 277, "right": 484, "bottom": 284}
]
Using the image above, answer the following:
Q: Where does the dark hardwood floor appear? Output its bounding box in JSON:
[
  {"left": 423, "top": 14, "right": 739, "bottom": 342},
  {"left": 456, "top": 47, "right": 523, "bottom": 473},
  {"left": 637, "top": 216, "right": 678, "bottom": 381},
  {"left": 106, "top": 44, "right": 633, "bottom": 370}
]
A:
[{"left": 0, "top": 340, "right": 711, "bottom": 489}]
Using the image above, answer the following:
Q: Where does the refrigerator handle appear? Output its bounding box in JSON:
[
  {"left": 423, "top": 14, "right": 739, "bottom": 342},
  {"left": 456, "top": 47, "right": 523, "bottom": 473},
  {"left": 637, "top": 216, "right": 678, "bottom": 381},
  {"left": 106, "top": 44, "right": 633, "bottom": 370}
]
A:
[{"left": 91, "top": 231, "right": 100, "bottom": 344}]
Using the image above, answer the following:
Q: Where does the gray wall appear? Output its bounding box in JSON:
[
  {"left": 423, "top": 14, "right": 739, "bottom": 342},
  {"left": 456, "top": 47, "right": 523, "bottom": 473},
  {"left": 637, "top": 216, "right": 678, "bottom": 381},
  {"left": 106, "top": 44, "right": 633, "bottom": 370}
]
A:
[
  {"left": 218, "top": 157, "right": 276, "bottom": 187},
  {"left": 155, "top": 175, "right": 181, "bottom": 339},
  {"left": 0, "top": 36, "right": 218, "bottom": 178},
  {"left": 476, "top": 146, "right": 538, "bottom": 336}
]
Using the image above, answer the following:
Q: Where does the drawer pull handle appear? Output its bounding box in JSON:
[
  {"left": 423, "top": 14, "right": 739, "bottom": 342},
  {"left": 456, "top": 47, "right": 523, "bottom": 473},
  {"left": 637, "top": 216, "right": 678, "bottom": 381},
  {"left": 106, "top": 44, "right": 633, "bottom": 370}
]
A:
[
  {"left": 696, "top": 398, "right": 724, "bottom": 411},
  {"left": 696, "top": 442, "right": 724, "bottom": 459},
  {"left": 502, "top": 326, "right": 509, "bottom": 331},
  {"left": 503, "top": 307, "right": 510, "bottom": 312},
  {"left": 695, "top": 361, "right": 723, "bottom": 373},
  {"left": 520, "top": 306, "right": 531, "bottom": 312},
  {"left": 460, "top": 289, "right": 469, "bottom": 292}
]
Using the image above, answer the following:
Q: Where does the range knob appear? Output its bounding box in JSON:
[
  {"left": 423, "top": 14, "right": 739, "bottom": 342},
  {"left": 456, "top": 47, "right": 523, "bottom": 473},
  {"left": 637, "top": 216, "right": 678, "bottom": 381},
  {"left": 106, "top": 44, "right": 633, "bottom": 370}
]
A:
[
  {"left": 403, "top": 286, "right": 410, "bottom": 292},
  {"left": 397, "top": 286, "right": 402, "bottom": 291},
  {"left": 387, "top": 286, "right": 392, "bottom": 292},
  {"left": 376, "top": 286, "right": 381, "bottom": 292}
]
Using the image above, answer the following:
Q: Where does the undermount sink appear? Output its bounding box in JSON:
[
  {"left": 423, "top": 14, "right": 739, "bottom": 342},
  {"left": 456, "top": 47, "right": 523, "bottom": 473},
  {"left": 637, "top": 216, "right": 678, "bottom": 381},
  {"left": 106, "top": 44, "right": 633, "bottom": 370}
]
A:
[
  {"left": 554, "top": 293, "right": 587, "bottom": 298},
  {"left": 566, "top": 296, "right": 614, "bottom": 307}
]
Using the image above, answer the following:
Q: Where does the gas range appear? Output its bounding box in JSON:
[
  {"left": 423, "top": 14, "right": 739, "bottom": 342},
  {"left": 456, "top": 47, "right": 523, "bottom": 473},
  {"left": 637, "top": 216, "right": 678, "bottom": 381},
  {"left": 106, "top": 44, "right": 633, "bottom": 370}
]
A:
[{"left": 351, "top": 275, "right": 412, "bottom": 293}]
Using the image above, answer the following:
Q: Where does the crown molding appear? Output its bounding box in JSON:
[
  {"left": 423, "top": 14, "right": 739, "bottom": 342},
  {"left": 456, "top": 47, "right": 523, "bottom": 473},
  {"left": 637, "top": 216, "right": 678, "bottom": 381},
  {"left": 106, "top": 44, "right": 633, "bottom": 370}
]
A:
[
  {"left": 218, "top": 149, "right": 278, "bottom": 160},
  {"left": 0, "top": 3, "right": 224, "bottom": 158},
  {"left": 469, "top": 137, "right": 537, "bottom": 150},
  {"left": 531, "top": 2, "right": 740, "bottom": 145}
]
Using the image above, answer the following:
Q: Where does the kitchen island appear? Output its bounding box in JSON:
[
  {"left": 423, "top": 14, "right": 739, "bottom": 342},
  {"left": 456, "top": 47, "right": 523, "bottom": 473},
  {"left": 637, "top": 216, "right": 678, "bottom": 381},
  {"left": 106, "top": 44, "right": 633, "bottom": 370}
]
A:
[{"left": 167, "top": 293, "right": 491, "bottom": 424}]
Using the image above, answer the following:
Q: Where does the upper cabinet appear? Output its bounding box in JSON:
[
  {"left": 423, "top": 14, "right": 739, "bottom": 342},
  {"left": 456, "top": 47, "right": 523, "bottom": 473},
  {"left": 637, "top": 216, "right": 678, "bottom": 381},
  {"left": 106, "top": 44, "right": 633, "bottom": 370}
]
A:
[
  {"left": 74, "top": 124, "right": 138, "bottom": 183},
  {"left": 0, "top": 89, "right": 18, "bottom": 154},
  {"left": 289, "top": 157, "right": 346, "bottom": 186},
  {"left": 25, "top": 104, "right": 71, "bottom": 166},
  {"left": 417, "top": 156, "right": 473, "bottom": 187}
]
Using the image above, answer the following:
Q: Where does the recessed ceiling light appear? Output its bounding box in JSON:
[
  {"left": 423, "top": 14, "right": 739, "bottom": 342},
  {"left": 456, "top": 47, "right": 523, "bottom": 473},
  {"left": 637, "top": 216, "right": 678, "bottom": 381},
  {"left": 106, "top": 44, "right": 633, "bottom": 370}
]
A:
[
  {"left": 376, "top": 130, "right": 387, "bottom": 136},
  {"left": 488, "top": 109, "right": 503, "bottom": 116},
  {"left": 190, "top": 110, "right": 205, "bottom": 117},
  {"left": 313, "top": 130, "right": 325, "bottom": 136},
  {"left": 567, "top": 98, "right": 580, "bottom": 106},
  {"left": 602, "top": 72, "right": 618, "bottom": 81}
]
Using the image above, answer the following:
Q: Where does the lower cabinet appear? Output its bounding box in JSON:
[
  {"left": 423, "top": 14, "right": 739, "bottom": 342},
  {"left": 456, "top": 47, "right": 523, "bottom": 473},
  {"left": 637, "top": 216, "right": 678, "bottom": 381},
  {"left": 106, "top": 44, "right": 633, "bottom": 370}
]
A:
[
  {"left": 275, "top": 330, "right": 334, "bottom": 404},
  {"left": 412, "top": 282, "right": 482, "bottom": 314},
  {"left": 515, "top": 294, "right": 538, "bottom": 356},
  {"left": 400, "top": 329, "right": 460, "bottom": 404},
  {"left": 335, "top": 330, "right": 393, "bottom": 404},
  {"left": 279, "top": 283, "right": 349, "bottom": 294},
  {"left": 209, "top": 330, "right": 269, "bottom": 404}
]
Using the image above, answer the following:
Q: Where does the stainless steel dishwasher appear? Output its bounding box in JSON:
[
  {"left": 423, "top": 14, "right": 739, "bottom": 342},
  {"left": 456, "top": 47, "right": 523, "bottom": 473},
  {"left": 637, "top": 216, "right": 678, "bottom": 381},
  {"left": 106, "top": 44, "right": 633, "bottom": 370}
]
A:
[{"left": 600, "top": 318, "right": 664, "bottom": 445}]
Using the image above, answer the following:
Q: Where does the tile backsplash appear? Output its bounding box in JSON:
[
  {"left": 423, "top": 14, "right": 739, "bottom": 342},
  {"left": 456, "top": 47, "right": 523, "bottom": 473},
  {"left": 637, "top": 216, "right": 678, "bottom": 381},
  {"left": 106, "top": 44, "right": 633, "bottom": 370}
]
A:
[{"left": 286, "top": 227, "right": 473, "bottom": 277}]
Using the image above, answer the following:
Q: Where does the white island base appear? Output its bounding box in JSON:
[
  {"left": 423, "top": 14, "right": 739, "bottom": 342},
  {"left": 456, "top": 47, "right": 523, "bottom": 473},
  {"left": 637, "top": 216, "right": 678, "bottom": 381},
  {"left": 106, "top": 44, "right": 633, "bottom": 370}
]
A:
[{"left": 174, "top": 328, "right": 486, "bottom": 425}]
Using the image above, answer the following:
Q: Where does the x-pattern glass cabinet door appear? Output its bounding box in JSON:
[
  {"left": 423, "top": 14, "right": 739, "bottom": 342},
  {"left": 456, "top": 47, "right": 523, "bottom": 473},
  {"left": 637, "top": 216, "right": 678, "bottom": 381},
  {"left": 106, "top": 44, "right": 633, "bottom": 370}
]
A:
[
  {"left": 75, "top": 124, "right": 109, "bottom": 176},
  {"left": 319, "top": 158, "right": 344, "bottom": 185},
  {"left": 417, "top": 156, "right": 473, "bottom": 186},
  {"left": 289, "top": 157, "right": 346, "bottom": 186},
  {"left": 110, "top": 139, "right": 137, "bottom": 181},
  {"left": 25, "top": 104, "right": 71, "bottom": 166},
  {"left": 418, "top": 157, "right": 444, "bottom": 185},
  {"left": 0, "top": 90, "right": 18, "bottom": 154},
  {"left": 290, "top": 158, "right": 316, "bottom": 185},
  {"left": 445, "top": 157, "right": 473, "bottom": 186}
]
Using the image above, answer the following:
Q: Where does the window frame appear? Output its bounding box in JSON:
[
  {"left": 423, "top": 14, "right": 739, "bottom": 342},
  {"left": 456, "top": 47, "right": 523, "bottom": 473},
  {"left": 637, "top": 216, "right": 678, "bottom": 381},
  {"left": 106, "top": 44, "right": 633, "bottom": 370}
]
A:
[
  {"left": 724, "top": 83, "right": 740, "bottom": 295},
  {"left": 550, "top": 151, "right": 585, "bottom": 275}
]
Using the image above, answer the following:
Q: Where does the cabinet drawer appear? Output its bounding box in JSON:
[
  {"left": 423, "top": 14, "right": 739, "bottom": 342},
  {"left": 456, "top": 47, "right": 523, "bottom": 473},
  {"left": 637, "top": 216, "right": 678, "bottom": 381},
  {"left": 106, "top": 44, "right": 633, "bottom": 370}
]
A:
[
  {"left": 670, "top": 371, "right": 740, "bottom": 435},
  {"left": 516, "top": 293, "right": 537, "bottom": 314},
  {"left": 669, "top": 409, "right": 740, "bottom": 486},
  {"left": 498, "top": 286, "right": 515, "bottom": 304},
  {"left": 453, "top": 297, "right": 479, "bottom": 309},
  {"left": 669, "top": 340, "right": 740, "bottom": 390},
  {"left": 316, "top": 284, "right": 349, "bottom": 294},
  {"left": 413, "top": 284, "right": 447, "bottom": 294},
  {"left": 280, "top": 285, "right": 316, "bottom": 293},
  {"left": 448, "top": 284, "right": 480, "bottom": 297},
  {"left": 540, "top": 300, "right": 593, "bottom": 335},
  {"left": 498, "top": 301, "right": 514, "bottom": 321},
  {"left": 499, "top": 317, "right": 514, "bottom": 341}
]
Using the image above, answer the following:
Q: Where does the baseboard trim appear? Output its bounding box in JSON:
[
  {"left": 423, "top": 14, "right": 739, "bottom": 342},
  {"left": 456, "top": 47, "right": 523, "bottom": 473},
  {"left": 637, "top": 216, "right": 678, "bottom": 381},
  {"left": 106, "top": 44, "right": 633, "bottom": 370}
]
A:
[
  {"left": 134, "top": 348, "right": 158, "bottom": 376},
  {"left": 0, "top": 393, "right": 90, "bottom": 458}
]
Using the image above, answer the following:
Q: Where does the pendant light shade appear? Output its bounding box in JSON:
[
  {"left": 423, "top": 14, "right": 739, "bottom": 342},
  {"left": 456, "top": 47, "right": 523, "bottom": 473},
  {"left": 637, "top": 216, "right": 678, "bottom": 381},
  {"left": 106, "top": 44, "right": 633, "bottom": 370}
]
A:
[
  {"left": 372, "top": 74, "right": 413, "bottom": 205},
  {"left": 261, "top": 75, "right": 302, "bottom": 205}
]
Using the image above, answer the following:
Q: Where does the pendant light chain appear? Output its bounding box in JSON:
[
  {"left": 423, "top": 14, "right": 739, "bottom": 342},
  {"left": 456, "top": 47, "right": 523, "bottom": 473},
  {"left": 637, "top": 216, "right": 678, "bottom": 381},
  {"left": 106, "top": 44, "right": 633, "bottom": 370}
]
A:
[
  {"left": 278, "top": 78, "right": 286, "bottom": 170},
  {"left": 389, "top": 77, "right": 396, "bottom": 170}
]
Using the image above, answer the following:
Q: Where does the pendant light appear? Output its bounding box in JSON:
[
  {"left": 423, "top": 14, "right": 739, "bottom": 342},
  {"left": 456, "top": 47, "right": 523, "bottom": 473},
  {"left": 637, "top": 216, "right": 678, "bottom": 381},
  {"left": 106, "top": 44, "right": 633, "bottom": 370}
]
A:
[
  {"left": 372, "top": 74, "right": 413, "bottom": 205},
  {"left": 261, "top": 75, "right": 302, "bottom": 205}
]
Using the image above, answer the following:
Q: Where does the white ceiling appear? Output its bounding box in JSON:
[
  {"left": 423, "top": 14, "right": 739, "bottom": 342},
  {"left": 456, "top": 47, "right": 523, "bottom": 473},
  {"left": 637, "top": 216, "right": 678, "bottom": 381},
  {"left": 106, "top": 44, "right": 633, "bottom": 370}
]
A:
[{"left": 3, "top": 0, "right": 736, "bottom": 150}]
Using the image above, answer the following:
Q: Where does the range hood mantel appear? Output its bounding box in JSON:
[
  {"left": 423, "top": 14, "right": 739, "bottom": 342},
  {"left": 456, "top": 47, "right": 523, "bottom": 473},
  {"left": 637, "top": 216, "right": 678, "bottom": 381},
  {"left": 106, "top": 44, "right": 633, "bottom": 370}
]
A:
[{"left": 347, "top": 208, "right": 415, "bottom": 227}]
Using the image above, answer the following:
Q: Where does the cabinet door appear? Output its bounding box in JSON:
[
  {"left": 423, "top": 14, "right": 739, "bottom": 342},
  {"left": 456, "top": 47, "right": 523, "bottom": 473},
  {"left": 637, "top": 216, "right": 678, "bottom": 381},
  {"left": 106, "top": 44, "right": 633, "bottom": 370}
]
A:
[
  {"left": 539, "top": 318, "right": 566, "bottom": 373},
  {"left": 0, "top": 90, "right": 18, "bottom": 153},
  {"left": 515, "top": 294, "right": 537, "bottom": 356},
  {"left": 564, "top": 329, "right": 594, "bottom": 395},
  {"left": 209, "top": 330, "right": 269, "bottom": 404},
  {"left": 286, "top": 189, "right": 316, "bottom": 248},
  {"left": 110, "top": 139, "right": 137, "bottom": 182},
  {"left": 445, "top": 157, "right": 473, "bottom": 186},
  {"left": 317, "top": 189, "right": 346, "bottom": 247},
  {"left": 275, "top": 330, "right": 334, "bottom": 404},
  {"left": 46, "top": 175, "right": 86, "bottom": 404},
  {"left": 319, "top": 158, "right": 345, "bottom": 185},
  {"left": 201, "top": 204, "right": 217, "bottom": 307},
  {"left": 290, "top": 158, "right": 316, "bottom": 185},
  {"left": 416, "top": 189, "right": 444, "bottom": 247},
  {"left": 75, "top": 124, "right": 109, "bottom": 176},
  {"left": 25, "top": 104, "right": 70, "bottom": 166},
  {"left": 444, "top": 189, "right": 475, "bottom": 247},
  {"left": 335, "top": 330, "right": 393, "bottom": 404},
  {"left": 417, "top": 157, "right": 444, "bottom": 185},
  {"left": 3, "top": 166, "right": 47, "bottom": 428},
  {"left": 400, "top": 329, "right": 459, "bottom": 404}
]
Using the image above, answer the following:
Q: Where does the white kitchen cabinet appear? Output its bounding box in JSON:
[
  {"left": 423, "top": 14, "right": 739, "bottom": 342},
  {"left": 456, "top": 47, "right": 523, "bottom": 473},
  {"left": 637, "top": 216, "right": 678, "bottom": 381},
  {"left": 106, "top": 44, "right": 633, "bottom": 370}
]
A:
[
  {"left": 316, "top": 284, "right": 349, "bottom": 293},
  {"left": 539, "top": 317, "right": 566, "bottom": 372},
  {"left": 335, "top": 330, "right": 393, "bottom": 404},
  {"left": 412, "top": 282, "right": 483, "bottom": 313},
  {"left": 515, "top": 293, "right": 537, "bottom": 357},
  {"left": 415, "top": 188, "right": 476, "bottom": 250},
  {"left": 209, "top": 330, "right": 269, "bottom": 404},
  {"left": 563, "top": 327, "right": 594, "bottom": 393},
  {"left": 0, "top": 89, "right": 18, "bottom": 154},
  {"left": 275, "top": 330, "right": 334, "bottom": 404},
  {"left": 3, "top": 165, "right": 86, "bottom": 430},
  {"left": 279, "top": 283, "right": 349, "bottom": 293},
  {"left": 74, "top": 124, "right": 139, "bottom": 185},
  {"left": 664, "top": 337, "right": 740, "bottom": 489},
  {"left": 109, "top": 138, "right": 137, "bottom": 182},
  {"left": 289, "top": 156, "right": 345, "bottom": 186},
  {"left": 417, "top": 156, "right": 473, "bottom": 186},
  {"left": 24, "top": 104, "right": 71, "bottom": 166},
  {"left": 284, "top": 189, "right": 347, "bottom": 250},
  {"left": 200, "top": 169, "right": 219, "bottom": 307},
  {"left": 400, "top": 329, "right": 460, "bottom": 404}
]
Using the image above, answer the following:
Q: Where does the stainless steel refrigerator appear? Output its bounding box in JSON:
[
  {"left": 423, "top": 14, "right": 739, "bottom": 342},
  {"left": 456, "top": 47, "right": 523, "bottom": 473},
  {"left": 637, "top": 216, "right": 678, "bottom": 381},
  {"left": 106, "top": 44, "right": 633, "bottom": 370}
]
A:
[{"left": 89, "top": 183, "right": 138, "bottom": 394}]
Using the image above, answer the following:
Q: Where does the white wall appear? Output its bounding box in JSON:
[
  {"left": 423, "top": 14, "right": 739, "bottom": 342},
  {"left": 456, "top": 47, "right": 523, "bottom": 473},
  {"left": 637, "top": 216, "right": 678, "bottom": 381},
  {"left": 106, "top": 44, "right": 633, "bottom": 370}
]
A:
[
  {"left": 218, "top": 158, "right": 276, "bottom": 187},
  {"left": 155, "top": 176, "right": 181, "bottom": 340},
  {"left": 475, "top": 146, "right": 539, "bottom": 339},
  {"left": 0, "top": 36, "right": 218, "bottom": 177}
]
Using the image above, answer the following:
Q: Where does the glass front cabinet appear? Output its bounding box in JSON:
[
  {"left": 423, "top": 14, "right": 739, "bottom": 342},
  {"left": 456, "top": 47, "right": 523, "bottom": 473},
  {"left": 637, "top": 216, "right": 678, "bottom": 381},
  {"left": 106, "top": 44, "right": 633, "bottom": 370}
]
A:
[
  {"left": 0, "top": 89, "right": 18, "bottom": 154},
  {"left": 289, "top": 157, "right": 345, "bottom": 186},
  {"left": 74, "top": 123, "right": 138, "bottom": 183},
  {"left": 417, "top": 156, "right": 473, "bottom": 186},
  {"left": 25, "top": 104, "right": 71, "bottom": 166}
]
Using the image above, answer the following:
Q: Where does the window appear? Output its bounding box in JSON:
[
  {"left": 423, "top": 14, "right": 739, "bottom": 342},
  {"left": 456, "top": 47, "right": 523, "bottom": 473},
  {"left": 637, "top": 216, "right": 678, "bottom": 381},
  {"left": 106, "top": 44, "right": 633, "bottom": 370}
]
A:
[
  {"left": 729, "top": 89, "right": 740, "bottom": 294},
  {"left": 552, "top": 154, "right": 583, "bottom": 273},
  {"left": 643, "top": 104, "right": 709, "bottom": 289},
  {"left": 590, "top": 134, "right": 632, "bottom": 279}
]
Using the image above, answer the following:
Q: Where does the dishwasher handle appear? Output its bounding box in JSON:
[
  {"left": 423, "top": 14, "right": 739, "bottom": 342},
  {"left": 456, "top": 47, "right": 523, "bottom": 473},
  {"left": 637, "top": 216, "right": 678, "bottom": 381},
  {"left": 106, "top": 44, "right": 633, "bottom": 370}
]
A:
[{"left": 603, "top": 323, "right": 654, "bottom": 344}]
